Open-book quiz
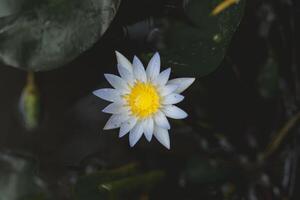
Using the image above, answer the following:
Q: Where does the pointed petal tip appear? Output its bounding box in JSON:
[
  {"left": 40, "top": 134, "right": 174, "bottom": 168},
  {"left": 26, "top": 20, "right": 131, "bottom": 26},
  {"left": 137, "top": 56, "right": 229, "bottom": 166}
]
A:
[
  {"left": 115, "top": 51, "right": 123, "bottom": 60},
  {"left": 163, "top": 93, "right": 185, "bottom": 105},
  {"left": 143, "top": 118, "right": 154, "bottom": 141},
  {"left": 152, "top": 52, "right": 160, "bottom": 61},
  {"left": 181, "top": 77, "right": 196, "bottom": 87},
  {"left": 164, "top": 105, "right": 188, "bottom": 119},
  {"left": 145, "top": 134, "right": 153, "bottom": 142},
  {"left": 101, "top": 108, "right": 107, "bottom": 113},
  {"left": 190, "top": 77, "right": 196, "bottom": 84},
  {"left": 162, "top": 143, "right": 171, "bottom": 149},
  {"left": 129, "top": 123, "right": 143, "bottom": 147},
  {"left": 154, "top": 111, "right": 171, "bottom": 129},
  {"left": 102, "top": 103, "right": 123, "bottom": 114},
  {"left": 178, "top": 109, "right": 188, "bottom": 119},
  {"left": 119, "top": 128, "right": 127, "bottom": 138},
  {"left": 103, "top": 73, "right": 110, "bottom": 80},
  {"left": 133, "top": 56, "right": 147, "bottom": 81},
  {"left": 162, "top": 68, "right": 171, "bottom": 76},
  {"left": 129, "top": 142, "right": 135, "bottom": 148},
  {"left": 154, "top": 127, "right": 171, "bottom": 149},
  {"left": 92, "top": 89, "right": 104, "bottom": 99},
  {"left": 119, "top": 117, "right": 137, "bottom": 138},
  {"left": 182, "top": 113, "right": 188, "bottom": 119},
  {"left": 187, "top": 78, "right": 196, "bottom": 87},
  {"left": 129, "top": 137, "right": 138, "bottom": 147},
  {"left": 92, "top": 88, "right": 120, "bottom": 102},
  {"left": 92, "top": 88, "right": 104, "bottom": 96},
  {"left": 103, "top": 125, "right": 110, "bottom": 130},
  {"left": 168, "top": 77, "right": 196, "bottom": 93},
  {"left": 133, "top": 55, "right": 145, "bottom": 67},
  {"left": 146, "top": 52, "right": 161, "bottom": 81},
  {"left": 115, "top": 51, "right": 124, "bottom": 60},
  {"left": 115, "top": 51, "right": 133, "bottom": 72}
]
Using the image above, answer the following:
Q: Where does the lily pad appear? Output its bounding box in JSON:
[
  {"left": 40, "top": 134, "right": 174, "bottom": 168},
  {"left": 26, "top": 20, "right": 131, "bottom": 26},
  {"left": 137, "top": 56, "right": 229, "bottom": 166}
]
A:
[
  {"left": 0, "top": 0, "right": 121, "bottom": 71},
  {"left": 161, "top": 0, "right": 245, "bottom": 77},
  {"left": 73, "top": 163, "right": 164, "bottom": 200},
  {"left": 0, "top": 152, "right": 50, "bottom": 200},
  {"left": 73, "top": 163, "right": 138, "bottom": 200},
  {"left": 184, "top": 156, "right": 238, "bottom": 185}
]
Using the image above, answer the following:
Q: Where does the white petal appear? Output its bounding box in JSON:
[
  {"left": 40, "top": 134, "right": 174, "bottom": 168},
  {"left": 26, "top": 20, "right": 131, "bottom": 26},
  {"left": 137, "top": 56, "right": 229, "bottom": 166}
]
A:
[
  {"left": 146, "top": 52, "right": 160, "bottom": 81},
  {"left": 115, "top": 51, "right": 133, "bottom": 72},
  {"left": 154, "top": 126, "right": 170, "bottom": 149},
  {"left": 133, "top": 56, "right": 147, "bottom": 82},
  {"left": 159, "top": 84, "right": 178, "bottom": 97},
  {"left": 104, "top": 74, "right": 129, "bottom": 90},
  {"left": 102, "top": 103, "right": 128, "bottom": 114},
  {"left": 163, "top": 105, "right": 188, "bottom": 119},
  {"left": 167, "top": 78, "right": 195, "bottom": 93},
  {"left": 163, "top": 93, "right": 184, "bottom": 105},
  {"left": 133, "top": 56, "right": 145, "bottom": 69},
  {"left": 117, "top": 64, "right": 134, "bottom": 85},
  {"left": 103, "top": 114, "right": 128, "bottom": 130},
  {"left": 143, "top": 118, "right": 154, "bottom": 141},
  {"left": 129, "top": 122, "right": 144, "bottom": 147},
  {"left": 93, "top": 89, "right": 121, "bottom": 102},
  {"left": 155, "top": 68, "right": 171, "bottom": 86},
  {"left": 119, "top": 117, "right": 137, "bottom": 138},
  {"left": 154, "top": 110, "right": 170, "bottom": 129}
]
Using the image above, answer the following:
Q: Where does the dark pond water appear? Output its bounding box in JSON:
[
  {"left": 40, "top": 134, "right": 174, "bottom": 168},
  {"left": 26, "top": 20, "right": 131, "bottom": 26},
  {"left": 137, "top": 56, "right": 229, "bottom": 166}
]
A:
[{"left": 0, "top": 0, "right": 299, "bottom": 199}]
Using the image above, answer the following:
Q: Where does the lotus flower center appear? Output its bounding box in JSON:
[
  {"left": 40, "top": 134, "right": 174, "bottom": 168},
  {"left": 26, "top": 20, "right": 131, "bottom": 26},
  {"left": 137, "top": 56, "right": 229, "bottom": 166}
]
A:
[{"left": 125, "top": 81, "right": 160, "bottom": 118}]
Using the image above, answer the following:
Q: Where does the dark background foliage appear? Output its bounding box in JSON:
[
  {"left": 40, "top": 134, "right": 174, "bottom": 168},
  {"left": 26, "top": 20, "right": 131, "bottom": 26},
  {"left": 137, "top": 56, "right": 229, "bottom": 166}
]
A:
[{"left": 0, "top": 0, "right": 299, "bottom": 199}]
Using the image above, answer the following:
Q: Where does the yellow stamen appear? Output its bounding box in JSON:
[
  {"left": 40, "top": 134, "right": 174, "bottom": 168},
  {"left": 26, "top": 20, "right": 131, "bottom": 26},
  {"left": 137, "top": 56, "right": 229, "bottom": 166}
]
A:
[
  {"left": 125, "top": 81, "right": 160, "bottom": 118},
  {"left": 212, "top": 0, "right": 239, "bottom": 16}
]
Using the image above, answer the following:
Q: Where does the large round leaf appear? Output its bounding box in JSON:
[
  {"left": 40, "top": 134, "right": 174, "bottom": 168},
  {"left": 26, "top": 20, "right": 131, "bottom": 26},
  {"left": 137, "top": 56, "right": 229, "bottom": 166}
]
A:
[
  {"left": 0, "top": 152, "right": 50, "bottom": 199},
  {"left": 161, "top": 0, "right": 245, "bottom": 77},
  {"left": 0, "top": 0, "right": 121, "bottom": 71}
]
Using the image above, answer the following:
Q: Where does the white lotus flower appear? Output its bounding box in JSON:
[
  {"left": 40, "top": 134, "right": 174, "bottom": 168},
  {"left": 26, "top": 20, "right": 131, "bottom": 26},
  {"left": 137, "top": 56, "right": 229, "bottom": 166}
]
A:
[{"left": 93, "top": 52, "right": 195, "bottom": 149}]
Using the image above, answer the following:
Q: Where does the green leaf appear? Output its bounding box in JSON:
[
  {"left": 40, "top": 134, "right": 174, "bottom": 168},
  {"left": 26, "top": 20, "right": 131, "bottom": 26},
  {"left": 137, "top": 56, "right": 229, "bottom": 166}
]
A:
[
  {"left": 160, "top": 0, "right": 245, "bottom": 77},
  {"left": 73, "top": 163, "right": 138, "bottom": 200},
  {"left": 98, "top": 171, "right": 164, "bottom": 199},
  {"left": 73, "top": 163, "right": 164, "bottom": 200},
  {"left": 0, "top": 0, "right": 121, "bottom": 71},
  {"left": 184, "top": 156, "right": 238, "bottom": 185}
]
